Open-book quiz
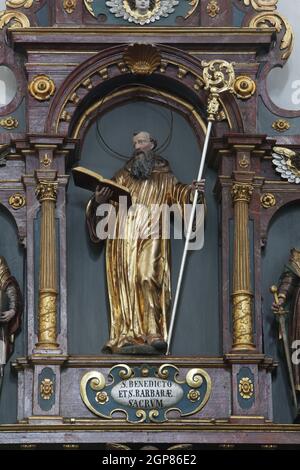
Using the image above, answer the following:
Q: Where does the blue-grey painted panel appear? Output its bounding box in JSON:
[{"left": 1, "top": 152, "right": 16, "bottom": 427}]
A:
[
  {"left": 258, "top": 96, "right": 300, "bottom": 136},
  {"left": 232, "top": 4, "right": 245, "bottom": 27},
  {"left": 0, "top": 99, "right": 26, "bottom": 134}
]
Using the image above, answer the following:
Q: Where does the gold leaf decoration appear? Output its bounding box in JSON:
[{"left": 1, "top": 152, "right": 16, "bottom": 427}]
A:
[
  {"left": 83, "top": 0, "right": 95, "bottom": 17},
  {"left": 6, "top": 0, "right": 34, "bottom": 7},
  {"left": 233, "top": 75, "right": 256, "bottom": 99},
  {"left": 239, "top": 377, "right": 254, "bottom": 399},
  {"left": 40, "top": 378, "right": 54, "bottom": 400},
  {"left": 63, "top": 0, "right": 77, "bottom": 14},
  {"left": 207, "top": 0, "right": 220, "bottom": 18},
  {"left": 0, "top": 10, "right": 30, "bottom": 28},
  {"left": 272, "top": 119, "right": 290, "bottom": 132},
  {"left": 29, "top": 75, "right": 56, "bottom": 101},
  {"left": 240, "top": 0, "right": 277, "bottom": 11},
  {"left": 0, "top": 117, "right": 19, "bottom": 129},
  {"left": 185, "top": 0, "right": 199, "bottom": 19},
  {"left": 249, "top": 12, "right": 294, "bottom": 60},
  {"left": 261, "top": 193, "right": 276, "bottom": 208},
  {"left": 123, "top": 44, "right": 161, "bottom": 76},
  {"left": 9, "top": 193, "right": 26, "bottom": 210}
]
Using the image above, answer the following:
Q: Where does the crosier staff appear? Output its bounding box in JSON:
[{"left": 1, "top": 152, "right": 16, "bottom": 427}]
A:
[{"left": 167, "top": 60, "right": 236, "bottom": 355}]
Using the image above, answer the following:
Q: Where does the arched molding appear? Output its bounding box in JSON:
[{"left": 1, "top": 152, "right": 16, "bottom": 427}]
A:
[{"left": 45, "top": 44, "right": 244, "bottom": 138}]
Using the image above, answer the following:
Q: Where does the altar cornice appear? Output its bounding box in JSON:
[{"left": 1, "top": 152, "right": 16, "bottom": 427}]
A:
[{"left": 9, "top": 27, "right": 276, "bottom": 52}]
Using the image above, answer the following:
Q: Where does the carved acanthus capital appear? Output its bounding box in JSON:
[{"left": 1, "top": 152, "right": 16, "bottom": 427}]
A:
[
  {"left": 231, "top": 183, "right": 253, "bottom": 204},
  {"left": 36, "top": 181, "right": 58, "bottom": 203}
]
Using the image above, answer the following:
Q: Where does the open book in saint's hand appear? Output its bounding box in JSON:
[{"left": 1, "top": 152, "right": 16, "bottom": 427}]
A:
[{"left": 72, "top": 166, "right": 132, "bottom": 205}]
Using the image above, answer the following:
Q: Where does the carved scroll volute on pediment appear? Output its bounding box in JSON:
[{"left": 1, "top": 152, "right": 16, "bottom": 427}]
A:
[
  {"left": 237, "top": 0, "right": 294, "bottom": 62},
  {"left": 239, "top": 0, "right": 278, "bottom": 12},
  {"left": 0, "top": 0, "right": 49, "bottom": 28}
]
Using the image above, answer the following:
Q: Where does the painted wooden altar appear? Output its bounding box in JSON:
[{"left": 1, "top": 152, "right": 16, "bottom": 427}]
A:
[{"left": 0, "top": 0, "right": 299, "bottom": 449}]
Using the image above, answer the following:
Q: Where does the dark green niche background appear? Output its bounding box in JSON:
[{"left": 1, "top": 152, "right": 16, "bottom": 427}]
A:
[
  {"left": 67, "top": 101, "right": 220, "bottom": 356},
  {"left": 262, "top": 203, "right": 300, "bottom": 424},
  {"left": 0, "top": 207, "right": 24, "bottom": 424}
]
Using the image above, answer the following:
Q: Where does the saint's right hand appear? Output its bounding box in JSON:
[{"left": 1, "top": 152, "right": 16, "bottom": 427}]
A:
[
  {"left": 272, "top": 297, "right": 285, "bottom": 312},
  {"left": 95, "top": 185, "right": 114, "bottom": 204},
  {"left": 0, "top": 309, "right": 15, "bottom": 323}
]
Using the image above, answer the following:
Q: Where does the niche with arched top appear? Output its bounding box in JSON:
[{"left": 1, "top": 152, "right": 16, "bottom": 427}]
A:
[
  {"left": 0, "top": 204, "right": 24, "bottom": 424},
  {"left": 66, "top": 99, "right": 220, "bottom": 356},
  {"left": 262, "top": 201, "right": 300, "bottom": 423}
]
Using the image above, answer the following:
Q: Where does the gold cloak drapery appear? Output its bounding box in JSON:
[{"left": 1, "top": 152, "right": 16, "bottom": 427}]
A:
[{"left": 86, "top": 157, "right": 199, "bottom": 352}]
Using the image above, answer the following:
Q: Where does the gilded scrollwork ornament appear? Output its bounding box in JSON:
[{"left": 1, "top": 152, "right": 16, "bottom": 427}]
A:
[
  {"left": 201, "top": 60, "right": 235, "bottom": 121},
  {"left": 29, "top": 75, "right": 56, "bottom": 102},
  {"left": 6, "top": 0, "right": 34, "bottom": 7},
  {"left": 105, "top": 0, "right": 179, "bottom": 26},
  {"left": 240, "top": 0, "right": 277, "bottom": 11},
  {"left": 80, "top": 365, "right": 212, "bottom": 423},
  {"left": 0, "top": 10, "right": 30, "bottom": 28},
  {"left": 249, "top": 12, "right": 293, "bottom": 60},
  {"left": 202, "top": 60, "right": 235, "bottom": 96}
]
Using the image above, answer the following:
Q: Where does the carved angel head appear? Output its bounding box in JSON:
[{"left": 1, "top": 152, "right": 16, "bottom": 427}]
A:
[
  {"left": 106, "top": 0, "right": 179, "bottom": 25},
  {"left": 128, "top": 0, "right": 156, "bottom": 13}
]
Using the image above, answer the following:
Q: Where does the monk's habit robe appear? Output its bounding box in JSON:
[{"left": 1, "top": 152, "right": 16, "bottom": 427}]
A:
[{"left": 87, "top": 156, "right": 203, "bottom": 351}]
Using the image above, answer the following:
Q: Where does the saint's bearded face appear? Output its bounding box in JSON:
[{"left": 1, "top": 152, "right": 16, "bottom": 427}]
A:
[
  {"left": 130, "top": 150, "right": 155, "bottom": 180},
  {"left": 130, "top": 131, "right": 156, "bottom": 179}
]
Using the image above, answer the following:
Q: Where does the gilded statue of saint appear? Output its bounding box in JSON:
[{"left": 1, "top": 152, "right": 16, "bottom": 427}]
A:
[
  {"left": 0, "top": 256, "right": 22, "bottom": 381},
  {"left": 86, "top": 131, "right": 204, "bottom": 355},
  {"left": 272, "top": 248, "right": 300, "bottom": 393}
]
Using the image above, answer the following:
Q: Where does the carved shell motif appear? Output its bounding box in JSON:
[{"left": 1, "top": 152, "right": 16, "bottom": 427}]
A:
[{"left": 123, "top": 44, "right": 161, "bottom": 75}]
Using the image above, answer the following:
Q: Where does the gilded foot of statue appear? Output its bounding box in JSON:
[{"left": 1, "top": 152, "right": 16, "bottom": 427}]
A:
[{"left": 147, "top": 336, "right": 167, "bottom": 353}]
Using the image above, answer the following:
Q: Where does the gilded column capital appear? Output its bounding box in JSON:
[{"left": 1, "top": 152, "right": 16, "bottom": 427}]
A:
[
  {"left": 35, "top": 181, "right": 58, "bottom": 203},
  {"left": 231, "top": 183, "right": 253, "bottom": 204}
]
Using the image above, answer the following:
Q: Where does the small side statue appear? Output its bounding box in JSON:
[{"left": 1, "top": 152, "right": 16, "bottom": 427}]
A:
[
  {"left": 272, "top": 248, "right": 300, "bottom": 398},
  {"left": 0, "top": 256, "right": 22, "bottom": 387}
]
